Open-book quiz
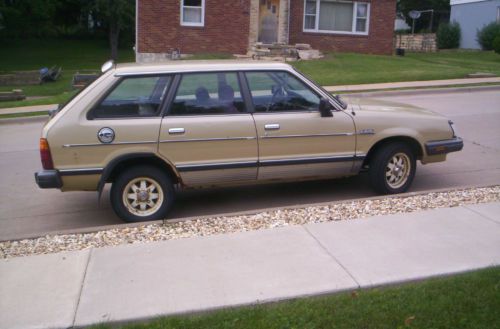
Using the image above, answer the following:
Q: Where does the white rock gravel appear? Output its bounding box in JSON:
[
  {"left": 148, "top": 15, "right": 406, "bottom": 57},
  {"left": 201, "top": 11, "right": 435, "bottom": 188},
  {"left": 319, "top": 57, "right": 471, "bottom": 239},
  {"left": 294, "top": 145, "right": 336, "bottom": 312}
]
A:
[{"left": 1, "top": 185, "right": 499, "bottom": 259}]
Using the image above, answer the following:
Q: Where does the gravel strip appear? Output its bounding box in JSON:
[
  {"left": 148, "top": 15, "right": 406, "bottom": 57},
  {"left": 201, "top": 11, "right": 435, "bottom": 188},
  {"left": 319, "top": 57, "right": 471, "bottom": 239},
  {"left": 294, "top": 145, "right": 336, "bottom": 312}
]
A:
[{"left": 1, "top": 185, "right": 499, "bottom": 259}]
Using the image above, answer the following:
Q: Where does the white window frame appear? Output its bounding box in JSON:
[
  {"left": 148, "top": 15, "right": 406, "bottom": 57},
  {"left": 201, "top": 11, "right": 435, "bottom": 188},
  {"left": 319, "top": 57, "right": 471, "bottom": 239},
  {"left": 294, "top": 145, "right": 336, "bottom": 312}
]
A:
[
  {"left": 303, "top": 0, "right": 370, "bottom": 36},
  {"left": 180, "top": 0, "right": 205, "bottom": 27}
]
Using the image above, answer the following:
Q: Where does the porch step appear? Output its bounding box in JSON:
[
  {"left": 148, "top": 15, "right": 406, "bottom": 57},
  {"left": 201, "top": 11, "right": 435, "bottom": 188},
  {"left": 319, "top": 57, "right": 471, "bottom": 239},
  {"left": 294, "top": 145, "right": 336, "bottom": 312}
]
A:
[{"left": 248, "top": 43, "right": 323, "bottom": 61}]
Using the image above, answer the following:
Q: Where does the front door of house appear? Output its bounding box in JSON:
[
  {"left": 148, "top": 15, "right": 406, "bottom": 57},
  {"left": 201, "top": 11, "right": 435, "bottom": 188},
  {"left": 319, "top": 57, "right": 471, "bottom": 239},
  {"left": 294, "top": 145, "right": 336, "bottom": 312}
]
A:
[{"left": 259, "top": 0, "right": 280, "bottom": 44}]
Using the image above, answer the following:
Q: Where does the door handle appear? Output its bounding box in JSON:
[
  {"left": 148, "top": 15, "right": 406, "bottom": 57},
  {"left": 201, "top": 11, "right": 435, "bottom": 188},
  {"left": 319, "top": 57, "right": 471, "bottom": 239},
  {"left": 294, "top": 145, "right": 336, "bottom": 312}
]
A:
[
  {"left": 264, "top": 124, "right": 280, "bottom": 131},
  {"left": 168, "top": 128, "right": 185, "bottom": 135}
]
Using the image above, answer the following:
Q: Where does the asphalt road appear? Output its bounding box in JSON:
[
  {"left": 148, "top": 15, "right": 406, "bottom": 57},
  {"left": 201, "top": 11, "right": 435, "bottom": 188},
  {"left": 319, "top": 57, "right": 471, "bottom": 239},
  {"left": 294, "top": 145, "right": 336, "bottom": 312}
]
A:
[{"left": 1, "top": 89, "right": 499, "bottom": 241}]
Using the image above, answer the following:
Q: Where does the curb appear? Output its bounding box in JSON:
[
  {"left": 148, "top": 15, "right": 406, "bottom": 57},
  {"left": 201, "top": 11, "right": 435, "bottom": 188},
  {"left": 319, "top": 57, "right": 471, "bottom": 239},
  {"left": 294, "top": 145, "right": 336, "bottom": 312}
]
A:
[
  {"left": 0, "top": 115, "right": 48, "bottom": 125},
  {"left": 6, "top": 182, "right": 498, "bottom": 242},
  {"left": 340, "top": 84, "right": 500, "bottom": 98}
]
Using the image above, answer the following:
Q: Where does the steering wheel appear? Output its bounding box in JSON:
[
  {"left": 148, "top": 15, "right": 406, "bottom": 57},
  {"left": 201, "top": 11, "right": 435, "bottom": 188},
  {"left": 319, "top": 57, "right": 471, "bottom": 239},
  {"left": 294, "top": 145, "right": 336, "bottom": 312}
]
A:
[{"left": 266, "top": 86, "right": 286, "bottom": 112}]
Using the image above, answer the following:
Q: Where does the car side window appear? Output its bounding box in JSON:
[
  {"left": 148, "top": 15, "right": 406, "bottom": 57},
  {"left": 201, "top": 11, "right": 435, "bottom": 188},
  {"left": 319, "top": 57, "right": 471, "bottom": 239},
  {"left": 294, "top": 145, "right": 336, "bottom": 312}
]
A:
[
  {"left": 92, "top": 76, "right": 171, "bottom": 118},
  {"left": 245, "top": 71, "right": 321, "bottom": 113},
  {"left": 169, "top": 72, "right": 246, "bottom": 115}
]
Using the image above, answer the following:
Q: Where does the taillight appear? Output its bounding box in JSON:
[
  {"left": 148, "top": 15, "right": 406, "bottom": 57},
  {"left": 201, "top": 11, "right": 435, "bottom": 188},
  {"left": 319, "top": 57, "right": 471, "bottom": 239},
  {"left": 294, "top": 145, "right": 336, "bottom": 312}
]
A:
[{"left": 40, "top": 138, "right": 54, "bottom": 170}]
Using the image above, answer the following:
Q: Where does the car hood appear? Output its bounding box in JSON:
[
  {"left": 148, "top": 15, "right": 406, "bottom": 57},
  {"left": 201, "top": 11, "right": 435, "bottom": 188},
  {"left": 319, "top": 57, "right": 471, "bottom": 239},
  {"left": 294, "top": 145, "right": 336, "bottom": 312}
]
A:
[{"left": 346, "top": 97, "right": 441, "bottom": 117}]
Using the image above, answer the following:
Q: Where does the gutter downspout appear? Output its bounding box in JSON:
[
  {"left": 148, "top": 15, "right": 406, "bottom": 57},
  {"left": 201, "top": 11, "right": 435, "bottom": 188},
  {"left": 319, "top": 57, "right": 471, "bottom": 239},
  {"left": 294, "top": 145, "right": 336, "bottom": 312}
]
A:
[
  {"left": 135, "top": 0, "right": 138, "bottom": 62},
  {"left": 287, "top": 0, "right": 290, "bottom": 44}
]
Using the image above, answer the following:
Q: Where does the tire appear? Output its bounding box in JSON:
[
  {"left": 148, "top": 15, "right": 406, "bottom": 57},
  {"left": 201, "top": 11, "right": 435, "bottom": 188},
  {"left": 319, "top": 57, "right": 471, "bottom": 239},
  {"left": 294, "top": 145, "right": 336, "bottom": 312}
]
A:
[
  {"left": 110, "top": 165, "right": 174, "bottom": 222},
  {"left": 369, "top": 142, "right": 416, "bottom": 194}
]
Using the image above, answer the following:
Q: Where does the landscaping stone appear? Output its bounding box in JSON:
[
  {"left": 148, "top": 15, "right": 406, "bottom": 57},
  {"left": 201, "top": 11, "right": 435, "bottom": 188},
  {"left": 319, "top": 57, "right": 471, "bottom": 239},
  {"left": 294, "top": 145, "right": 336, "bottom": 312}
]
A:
[
  {"left": 72, "top": 72, "right": 99, "bottom": 89},
  {"left": 1, "top": 185, "right": 498, "bottom": 259},
  {"left": 297, "top": 49, "right": 323, "bottom": 60},
  {"left": 0, "top": 89, "right": 26, "bottom": 101},
  {"left": 0, "top": 71, "right": 40, "bottom": 86},
  {"left": 394, "top": 33, "right": 437, "bottom": 52},
  {"left": 466, "top": 72, "right": 497, "bottom": 78}
]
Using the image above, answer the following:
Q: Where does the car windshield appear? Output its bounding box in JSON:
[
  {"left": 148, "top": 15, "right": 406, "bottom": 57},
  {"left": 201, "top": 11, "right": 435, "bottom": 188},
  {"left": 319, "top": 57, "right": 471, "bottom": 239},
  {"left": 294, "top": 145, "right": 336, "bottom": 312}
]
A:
[{"left": 293, "top": 68, "right": 347, "bottom": 109}]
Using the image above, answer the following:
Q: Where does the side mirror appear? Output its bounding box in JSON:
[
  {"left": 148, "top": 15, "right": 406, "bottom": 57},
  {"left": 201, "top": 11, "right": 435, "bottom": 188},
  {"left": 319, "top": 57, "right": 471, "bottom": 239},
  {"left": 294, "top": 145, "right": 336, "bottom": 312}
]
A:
[{"left": 319, "top": 98, "right": 333, "bottom": 117}]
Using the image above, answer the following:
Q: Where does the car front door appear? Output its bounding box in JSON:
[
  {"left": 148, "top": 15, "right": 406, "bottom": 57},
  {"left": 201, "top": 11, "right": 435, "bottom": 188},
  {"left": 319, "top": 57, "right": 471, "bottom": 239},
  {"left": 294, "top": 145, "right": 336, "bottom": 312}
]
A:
[
  {"left": 245, "top": 71, "right": 357, "bottom": 181},
  {"left": 158, "top": 72, "right": 258, "bottom": 186}
]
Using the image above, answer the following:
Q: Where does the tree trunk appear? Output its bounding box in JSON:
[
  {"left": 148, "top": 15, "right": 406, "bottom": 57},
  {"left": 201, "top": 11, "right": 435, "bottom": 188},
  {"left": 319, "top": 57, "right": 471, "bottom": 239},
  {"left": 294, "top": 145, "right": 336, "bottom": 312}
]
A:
[{"left": 109, "top": 20, "right": 120, "bottom": 61}]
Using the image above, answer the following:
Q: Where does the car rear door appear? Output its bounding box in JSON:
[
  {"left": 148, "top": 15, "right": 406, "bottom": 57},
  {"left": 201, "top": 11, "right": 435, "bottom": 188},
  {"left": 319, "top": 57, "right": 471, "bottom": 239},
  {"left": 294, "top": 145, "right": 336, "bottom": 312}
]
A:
[{"left": 158, "top": 72, "right": 258, "bottom": 186}]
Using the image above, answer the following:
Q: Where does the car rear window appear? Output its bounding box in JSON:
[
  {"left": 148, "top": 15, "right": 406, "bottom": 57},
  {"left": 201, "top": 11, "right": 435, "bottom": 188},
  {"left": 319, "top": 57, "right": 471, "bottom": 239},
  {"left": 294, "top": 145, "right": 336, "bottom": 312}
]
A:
[{"left": 92, "top": 76, "right": 171, "bottom": 118}]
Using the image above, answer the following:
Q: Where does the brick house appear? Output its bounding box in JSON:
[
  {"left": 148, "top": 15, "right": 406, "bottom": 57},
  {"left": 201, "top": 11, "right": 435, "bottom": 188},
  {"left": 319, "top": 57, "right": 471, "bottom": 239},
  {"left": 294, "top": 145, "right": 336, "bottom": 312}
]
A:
[{"left": 136, "top": 0, "right": 397, "bottom": 62}]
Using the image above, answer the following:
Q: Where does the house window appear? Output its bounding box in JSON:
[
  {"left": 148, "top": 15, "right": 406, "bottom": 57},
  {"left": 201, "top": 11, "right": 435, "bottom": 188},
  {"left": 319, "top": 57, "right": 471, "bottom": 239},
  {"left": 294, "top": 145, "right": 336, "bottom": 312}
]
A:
[
  {"left": 181, "top": 0, "right": 205, "bottom": 27},
  {"left": 303, "top": 0, "right": 370, "bottom": 35}
]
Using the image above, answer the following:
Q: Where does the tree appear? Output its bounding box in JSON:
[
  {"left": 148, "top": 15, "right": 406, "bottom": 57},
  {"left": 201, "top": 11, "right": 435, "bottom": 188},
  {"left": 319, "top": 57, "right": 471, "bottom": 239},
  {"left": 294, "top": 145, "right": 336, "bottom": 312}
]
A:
[
  {"left": 94, "top": 0, "right": 134, "bottom": 60},
  {"left": 397, "top": 0, "right": 450, "bottom": 32},
  {"left": 0, "top": 0, "right": 58, "bottom": 38}
]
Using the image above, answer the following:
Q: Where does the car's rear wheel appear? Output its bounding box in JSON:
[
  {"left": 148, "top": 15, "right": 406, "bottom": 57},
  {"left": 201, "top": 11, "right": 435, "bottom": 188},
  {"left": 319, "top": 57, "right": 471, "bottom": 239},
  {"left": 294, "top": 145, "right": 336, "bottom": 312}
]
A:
[
  {"left": 110, "top": 165, "right": 174, "bottom": 222},
  {"left": 369, "top": 142, "right": 416, "bottom": 194}
]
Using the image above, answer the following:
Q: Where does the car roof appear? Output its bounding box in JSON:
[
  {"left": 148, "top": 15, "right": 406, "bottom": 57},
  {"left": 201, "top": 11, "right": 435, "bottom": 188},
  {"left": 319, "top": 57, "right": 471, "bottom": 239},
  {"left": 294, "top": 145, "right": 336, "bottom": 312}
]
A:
[{"left": 114, "top": 60, "right": 294, "bottom": 76}]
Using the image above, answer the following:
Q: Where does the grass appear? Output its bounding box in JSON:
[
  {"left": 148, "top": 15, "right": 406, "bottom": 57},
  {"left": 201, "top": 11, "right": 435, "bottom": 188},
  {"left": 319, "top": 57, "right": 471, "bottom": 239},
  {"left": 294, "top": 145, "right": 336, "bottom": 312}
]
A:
[
  {"left": 185, "top": 53, "right": 235, "bottom": 60},
  {"left": 294, "top": 51, "right": 500, "bottom": 86},
  {"left": 1, "top": 39, "right": 500, "bottom": 110},
  {"left": 91, "top": 267, "right": 500, "bottom": 329},
  {"left": 0, "top": 38, "right": 135, "bottom": 109}
]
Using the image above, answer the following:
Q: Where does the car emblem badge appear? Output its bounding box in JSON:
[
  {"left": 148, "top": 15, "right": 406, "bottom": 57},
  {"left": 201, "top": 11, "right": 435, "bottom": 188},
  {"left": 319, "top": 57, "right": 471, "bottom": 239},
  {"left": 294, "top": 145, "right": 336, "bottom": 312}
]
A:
[{"left": 97, "top": 127, "right": 115, "bottom": 144}]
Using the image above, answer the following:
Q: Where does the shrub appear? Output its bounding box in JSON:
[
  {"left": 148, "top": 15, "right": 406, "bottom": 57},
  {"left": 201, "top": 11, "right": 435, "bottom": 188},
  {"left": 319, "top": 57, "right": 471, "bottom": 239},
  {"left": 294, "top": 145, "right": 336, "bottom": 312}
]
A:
[
  {"left": 493, "top": 35, "right": 500, "bottom": 54},
  {"left": 477, "top": 22, "right": 500, "bottom": 50},
  {"left": 437, "top": 22, "right": 461, "bottom": 49}
]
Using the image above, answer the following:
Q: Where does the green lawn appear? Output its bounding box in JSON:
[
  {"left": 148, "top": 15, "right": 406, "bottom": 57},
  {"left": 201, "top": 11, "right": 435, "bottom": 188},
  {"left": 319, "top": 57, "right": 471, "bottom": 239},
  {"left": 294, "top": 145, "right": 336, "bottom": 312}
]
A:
[
  {"left": 294, "top": 51, "right": 500, "bottom": 86},
  {"left": 92, "top": 267, "right": 500, "bottom": 329},
  {"left": 1, "top": 39, "right": 500, "bottom": 110},
  {"left": 0, "top": 38, "right": 134, "bottom": 109}
]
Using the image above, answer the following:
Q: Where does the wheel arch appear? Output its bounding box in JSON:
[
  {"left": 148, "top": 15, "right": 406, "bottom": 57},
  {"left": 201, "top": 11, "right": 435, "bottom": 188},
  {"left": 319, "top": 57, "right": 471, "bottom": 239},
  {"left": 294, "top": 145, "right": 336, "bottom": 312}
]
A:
[
  {"left": 97, "top": 153, "right": 180, "bottom": 200},
  {"left": 362, "top": 136, "right": 423, "bottom": 169}
]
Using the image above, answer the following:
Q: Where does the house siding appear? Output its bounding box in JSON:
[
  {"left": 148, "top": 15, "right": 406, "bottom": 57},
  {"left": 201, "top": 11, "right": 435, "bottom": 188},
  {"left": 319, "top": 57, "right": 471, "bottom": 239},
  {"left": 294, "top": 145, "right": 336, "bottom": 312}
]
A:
[
  {"left": 137, "top": 0, "right": 251, "bottom": 58},
  {"left": 289, "top": 0, "right": 397, "bottom": 55},
  {"left": 450, "top": 0, "right": 500, "bottom": 49}
]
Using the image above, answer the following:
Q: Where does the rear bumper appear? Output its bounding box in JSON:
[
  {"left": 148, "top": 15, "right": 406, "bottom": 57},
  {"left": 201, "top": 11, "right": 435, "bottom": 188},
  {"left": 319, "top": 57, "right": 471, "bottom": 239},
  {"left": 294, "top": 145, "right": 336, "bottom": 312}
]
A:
[
  {"left": 425, "top": 137, "right": 464, "bottom": 156},
  {"left": 35, "top": 170, "right": 62, "bottom": 189}
]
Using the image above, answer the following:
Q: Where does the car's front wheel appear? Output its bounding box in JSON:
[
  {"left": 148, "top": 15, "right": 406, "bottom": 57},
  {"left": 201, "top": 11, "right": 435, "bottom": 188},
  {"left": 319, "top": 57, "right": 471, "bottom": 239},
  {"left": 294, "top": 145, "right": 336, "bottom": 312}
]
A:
[
  {"left": 110, "top": 165, "right": 174, "bottom": 222},
  {"left": 369, "top": 142, "right": 416, "bottom": 194}
]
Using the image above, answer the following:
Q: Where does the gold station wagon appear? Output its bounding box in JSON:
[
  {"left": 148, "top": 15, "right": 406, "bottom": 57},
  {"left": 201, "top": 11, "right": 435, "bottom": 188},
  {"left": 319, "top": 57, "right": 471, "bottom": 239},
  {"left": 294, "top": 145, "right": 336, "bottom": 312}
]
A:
[{"left": 35, "top": 60, "right": 463, "bottom": 222}]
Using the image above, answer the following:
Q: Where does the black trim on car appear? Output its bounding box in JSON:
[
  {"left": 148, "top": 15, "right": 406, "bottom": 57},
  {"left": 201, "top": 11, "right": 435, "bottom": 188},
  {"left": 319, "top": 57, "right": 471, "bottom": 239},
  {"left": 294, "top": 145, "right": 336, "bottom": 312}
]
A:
[
  {"left": 59, "top": 168, "right": 104, "bottom": 176},
  {"left": 175, "top": 155, "right": 365, "bottom": 172},
  {"left": 176, "top": 161, "right": 258, "bottom": 172},
  {"left": 160, "top": 74, "right": 181, "bottom": 117},
  {"left": 238, "top": 71, "right": 255, "bottom": 113},
  {"left": 425, "top": 137, "right": 464, "bottom": 155},
  {"left": 259, "top": 155, "right": 364, "bottom": 166},
  {"left": 35, "top": 170, "right": 63, "bottom": 189}
]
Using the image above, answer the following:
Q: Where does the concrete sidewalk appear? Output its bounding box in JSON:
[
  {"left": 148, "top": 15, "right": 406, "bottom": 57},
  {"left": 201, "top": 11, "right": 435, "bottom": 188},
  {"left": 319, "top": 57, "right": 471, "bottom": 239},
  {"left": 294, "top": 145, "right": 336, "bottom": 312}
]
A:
[
  {"left": 1, "top": 77, "right": 500, "bottom": 117},
  {"left": 0, "top": 104, "right": 57, "bottom": 115},
  {"left": 324, "top": 77, "right": 500, "bottom": 93},
  {"left": 1, "top": 202, "right": 500, "bottom": 329}
]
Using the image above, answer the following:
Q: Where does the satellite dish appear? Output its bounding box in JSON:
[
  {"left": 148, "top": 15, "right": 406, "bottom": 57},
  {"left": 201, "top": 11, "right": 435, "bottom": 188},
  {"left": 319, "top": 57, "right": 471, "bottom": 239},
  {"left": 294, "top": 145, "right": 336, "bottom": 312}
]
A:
[{"left": 409, "top": 10, "right": 421, "bottom": 19}]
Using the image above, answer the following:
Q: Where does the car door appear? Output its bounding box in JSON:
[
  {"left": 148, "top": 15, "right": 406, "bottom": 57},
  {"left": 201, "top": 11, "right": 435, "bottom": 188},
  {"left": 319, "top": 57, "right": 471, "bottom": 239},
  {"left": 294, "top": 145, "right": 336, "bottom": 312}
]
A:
[
  {"left": 158, "top": 72, "right": 258, "bottom": 186},
  {"left": 245, "top": 70, "right": 357, "bottom": 181}
]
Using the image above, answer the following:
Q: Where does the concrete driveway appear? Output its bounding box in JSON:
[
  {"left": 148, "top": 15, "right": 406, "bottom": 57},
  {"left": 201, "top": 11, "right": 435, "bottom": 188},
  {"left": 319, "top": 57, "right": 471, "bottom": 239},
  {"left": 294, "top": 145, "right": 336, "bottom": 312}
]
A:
[{"left": 1, "top": 88, "right": 499, "bottom": 241}]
